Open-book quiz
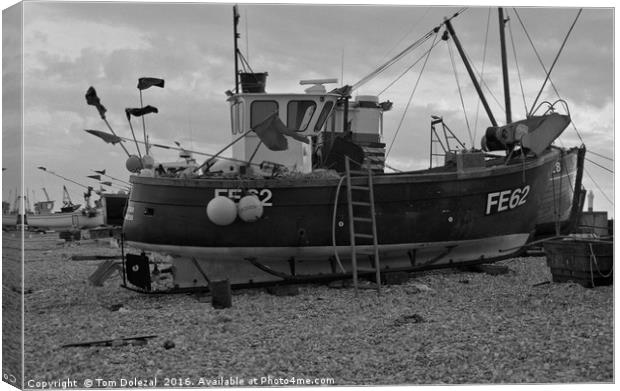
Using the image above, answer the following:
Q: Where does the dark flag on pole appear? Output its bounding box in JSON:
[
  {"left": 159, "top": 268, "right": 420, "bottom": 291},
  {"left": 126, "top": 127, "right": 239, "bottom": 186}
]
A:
[
  {"left": 253, "top": 113, "right": 288, "bottom": 151},
  {"left": 252, "top": 112, "right": 309, "bottom": 151},
  {"left": 85, "top": 129, "right": 123, "bottom": 144},
  {"left": 272, "top": 117, "right": 309, "bottom": 144},
  {"left": 125, "top": 105, "right": 159, "bottom": 120},
  {"left": 85, "top": 87, "right": 107, "bottom": 119},
  {"left": 87, "top": 175, "right": 101, "bottom": 181},
  {"left": 137, "top": 77, "right": 165, "bottom": 90},
  {"left": 94, "top": 169, "right": 106, "bottom": 175}
]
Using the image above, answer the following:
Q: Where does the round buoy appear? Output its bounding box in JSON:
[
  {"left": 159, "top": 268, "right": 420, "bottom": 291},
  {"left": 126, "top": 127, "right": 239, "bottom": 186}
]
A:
[
  {"left": 206, "top": 196, "right": 237, "bottom": 226},
  {"left": 142, "top": 155, "right": 155, "bottom": 169},
  {"left": 126, "top": 155, "right": 143, "bottom": 173},
  {"left": 237, "top": 195, "right": 263, "bottom": 222}
]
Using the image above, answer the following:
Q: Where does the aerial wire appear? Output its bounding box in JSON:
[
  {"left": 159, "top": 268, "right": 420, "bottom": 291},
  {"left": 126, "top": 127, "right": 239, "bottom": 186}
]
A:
[
  {"left": 385, "top": 32, "right": 439, "bottom": 158},
  {"left": 507, "top": 8, "right": 528, "bottom": 119},
  {"left": 448, "top": 37, "right": 473, "bottom": 146},
  {"left": 526, "top": 8, "right": 583, "bottom": 116}
]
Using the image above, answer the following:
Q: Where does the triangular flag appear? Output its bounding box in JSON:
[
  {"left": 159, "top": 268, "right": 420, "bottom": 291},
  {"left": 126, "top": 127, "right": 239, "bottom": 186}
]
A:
[
  {"left": 94, "top": 169, "right": 106, "bottom": 175},
  {"left": 85, "top": 129, "right": 123, "bottom": 144},
  {"left": 137, "top": 77, "right": 165, "bottom": 90},
  {"left": 88, "top": 175, "right": 101, "bottom": 181}
]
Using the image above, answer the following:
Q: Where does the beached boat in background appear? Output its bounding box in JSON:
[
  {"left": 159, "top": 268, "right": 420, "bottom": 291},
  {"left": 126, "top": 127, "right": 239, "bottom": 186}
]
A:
[
  {"left": 2, "top": 185, "right": 104, "bottom": 230},
  {"left": 535, "top": 146, "right": 586, "bottom": 238}
]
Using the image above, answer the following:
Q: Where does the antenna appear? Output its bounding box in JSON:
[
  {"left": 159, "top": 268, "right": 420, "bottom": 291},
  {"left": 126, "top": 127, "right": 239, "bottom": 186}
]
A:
[
  {"left": 245, "top": 8, "right": 250, "bottom": 63},
  {"left": 341, "top": 48, "right": 345, "bottom": 86}
]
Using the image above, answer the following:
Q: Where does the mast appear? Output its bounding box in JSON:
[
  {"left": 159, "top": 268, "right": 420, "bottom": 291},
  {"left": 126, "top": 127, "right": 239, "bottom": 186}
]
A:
[
  {"left": 233, "top": 5, "right": 240, "bottom": 94},
  {"left": 498, "top": 7, "right": 512, "bottom": 124},
  {"left": 444, "top": 18, "right": 498, "bottom": 127}
]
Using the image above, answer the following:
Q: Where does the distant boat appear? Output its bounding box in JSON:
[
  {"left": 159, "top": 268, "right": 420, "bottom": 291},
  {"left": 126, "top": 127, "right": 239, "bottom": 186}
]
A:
[
  {"left": 2, "top": 185, "right": 104, "bottom": 230},
  {"left": 534, "top": 146, "right": 586, "bottom": 238}
]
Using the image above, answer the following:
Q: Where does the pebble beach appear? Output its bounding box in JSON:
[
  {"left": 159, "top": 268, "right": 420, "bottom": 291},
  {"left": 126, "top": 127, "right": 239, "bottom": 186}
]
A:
[{"left": 1, "top": 231, "right": 614, "bottom": 386}]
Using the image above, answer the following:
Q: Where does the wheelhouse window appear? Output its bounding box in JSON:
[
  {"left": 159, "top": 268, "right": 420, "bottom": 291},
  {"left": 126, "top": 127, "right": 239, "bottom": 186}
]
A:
[
  {"left": 251, "top": 100, "right": 278, "bottom": 128},
  {"left": 314, "top": 101, "right": 334, "bottom": 132},
  {"left": 287, "top": 100, "right": 316, "bottom": 131},
  {"left": 230, "top": 101, "right": 244, "bottom": 135}
]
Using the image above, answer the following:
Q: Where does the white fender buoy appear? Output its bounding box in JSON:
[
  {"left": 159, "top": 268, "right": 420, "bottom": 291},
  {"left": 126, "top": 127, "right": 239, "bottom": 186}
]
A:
[
  {"left": 237, "top": 195, "right": 263, "bottom": 222},
  {"left": 126, "top": 155, "right": 143, "bottom": 173},
  {"left": 142, "top": 155, "right": 155, "bottom": 169},
  {"left": 206, "top": 196, "right": 237, "bottom": 226}
]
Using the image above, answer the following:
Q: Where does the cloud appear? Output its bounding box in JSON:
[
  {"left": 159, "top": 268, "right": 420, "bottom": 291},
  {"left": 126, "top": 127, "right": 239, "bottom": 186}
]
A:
[{"left": 3, "top": 2, "right": 613, "bottom": 214}]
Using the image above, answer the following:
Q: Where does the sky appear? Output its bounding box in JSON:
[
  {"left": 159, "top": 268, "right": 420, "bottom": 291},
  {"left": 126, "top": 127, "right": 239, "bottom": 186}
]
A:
[{"left": 1, "top": 0, "right": 615, "bottom": 217}]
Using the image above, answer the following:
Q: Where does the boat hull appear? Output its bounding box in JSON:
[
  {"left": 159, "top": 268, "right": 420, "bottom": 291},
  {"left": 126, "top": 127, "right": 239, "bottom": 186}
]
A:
[
  {"left": 535, "top": 146, "right": 586, "bottom": 237},
  {"left": 123, "top": 149, "right": 560, "bottom": 287},
  {"left": 26, "top": 211, "right": 104, "bottom": 230}
]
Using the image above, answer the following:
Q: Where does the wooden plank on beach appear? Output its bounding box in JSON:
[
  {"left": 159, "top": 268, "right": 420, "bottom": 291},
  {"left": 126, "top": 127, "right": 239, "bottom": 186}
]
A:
[
  {"left": 61, "top": 335, "right": 158, "bottom": 348},
  {"left": 71, "top": 255, "right": 121, "bottom": 261},
  {"left": 88, "top": 260, "right": 122, "bottom": 286}
]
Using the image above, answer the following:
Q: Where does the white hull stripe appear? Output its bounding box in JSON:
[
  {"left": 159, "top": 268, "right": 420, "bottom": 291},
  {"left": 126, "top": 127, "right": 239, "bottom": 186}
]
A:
[{"left": 126, "top": 233, "right": 530, "bottom": 263}]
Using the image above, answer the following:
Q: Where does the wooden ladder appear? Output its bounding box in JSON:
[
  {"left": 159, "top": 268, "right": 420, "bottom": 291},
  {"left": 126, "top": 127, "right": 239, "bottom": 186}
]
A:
[{"left": 344, "top": 157, "right": 381, "bottom": 296}]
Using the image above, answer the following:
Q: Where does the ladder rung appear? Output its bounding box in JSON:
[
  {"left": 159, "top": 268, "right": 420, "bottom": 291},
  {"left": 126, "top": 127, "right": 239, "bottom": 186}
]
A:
[
  {"left": 353, "top": 217, "right": 373, "bottom": 223},
  {"left": 350, "top": 185, "right": 370, "bottom": 191},
  {"left": 354, "top": 233, "right": 374, "bottom": 239},
  {"left": 357, "top": 250, "right": 378, "bottom": 256},
  {"left": 348, "top": 170, "right": 371, "bottom": 175},
  {"left": 351, "top": 201, "right": 371, "bottom": 207}
]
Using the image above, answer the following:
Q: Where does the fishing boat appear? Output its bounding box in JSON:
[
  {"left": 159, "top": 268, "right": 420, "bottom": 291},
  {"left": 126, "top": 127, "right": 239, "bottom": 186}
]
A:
[
  {"left": 85, "top": 7, "right": 579, "bottom": 291},
  {"left": 2, "top": 194, "right": 26, "bottom": 228},
  {"left": 3, "top": 186, "right": 104, "bottom": 230}
]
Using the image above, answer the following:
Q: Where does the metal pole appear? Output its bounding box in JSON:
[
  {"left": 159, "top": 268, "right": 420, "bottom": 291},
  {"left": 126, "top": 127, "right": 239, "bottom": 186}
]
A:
[
  {"left": 233, "top": 6, "right": 240, "bottom": 94},
  {"left": 498, "top": 8, "right": 512, "bottom": 124},
  {"left": 444, "top": 18, "right": 498, "bottom": 127},
  {"left": 139, "top": 90, "right": 149, "bottom": 155},
  {"left": 343, "top": 97, "right": 350, "bottom": 132}
]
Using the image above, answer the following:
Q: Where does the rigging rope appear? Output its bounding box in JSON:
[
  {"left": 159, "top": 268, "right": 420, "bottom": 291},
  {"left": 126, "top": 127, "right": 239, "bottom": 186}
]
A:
[
  {"left": 587, "top": 150, "right": 613, "bottom": 162},
  {"left": 352, "top": 8, "right": 467, "bottom": 91},
  {"left": 378, "top": 40, "right": 441, "bottom": 96},
  {"left": 352, "top": 31, "right": 435, "bottom": 91},
  {"left": 507, "top": 9, "right": 528, "bottom": 119},
  {"left": 514, "top": 9, "right": 613, "bottom": 167},
  {"left": 527, "top": 8, "right": 583, "bottom": 116},
  {"left": 585, "top": 157, "right": 614, "bottom": 174},
  {"left": 513, "top": 8, "right": 591, "bottom": 149},
  {"left": 584, "top": 167, "right": 614, "bottom": 206},
  {"left": 385, "top": 32, "right": 440, "bottom": 158},
  {"left": 447, "top": 38, "right": 473, "bottom": 146},
  {"left": 377, "top": 8, "right": 432, "bottom": 65},
  {"left": 473, "top": 8, "right": 492, "bottom": 141},
  {"left": 464, "top": 50, "right": 505, "bottom": 114}
]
